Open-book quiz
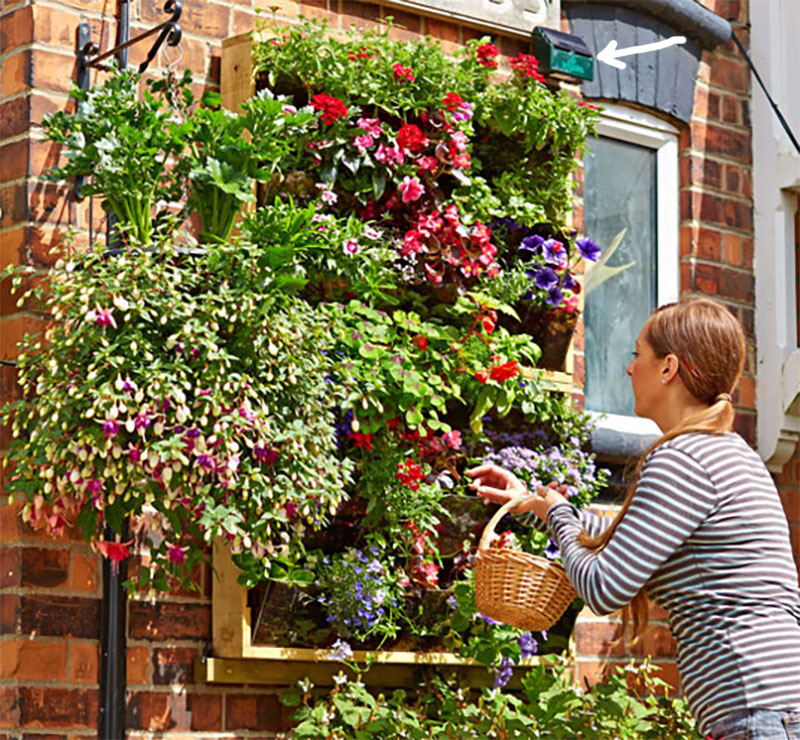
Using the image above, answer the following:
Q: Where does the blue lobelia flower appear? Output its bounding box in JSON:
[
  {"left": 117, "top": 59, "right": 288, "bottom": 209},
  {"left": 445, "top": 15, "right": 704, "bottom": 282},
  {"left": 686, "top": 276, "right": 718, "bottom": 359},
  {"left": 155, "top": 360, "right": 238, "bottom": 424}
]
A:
[
  {"left": 518, "top": 632, "right": 538, "bottom": 658},
  {"left": 576, "top": 237, "right": 601, "bottom": 261},
  {"left": 493, "top": 656, "right": 515, "bottom": 689}
]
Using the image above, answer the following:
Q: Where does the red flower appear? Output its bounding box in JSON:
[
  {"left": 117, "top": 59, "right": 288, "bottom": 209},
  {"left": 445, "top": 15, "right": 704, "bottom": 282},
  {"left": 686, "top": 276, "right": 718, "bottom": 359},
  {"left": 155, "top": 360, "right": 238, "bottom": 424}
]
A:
[
  {"left": 396, "top": 458, "right": 425, "bottom": 490},
  {"left": 311, "top": 93, "right": 349, "bottom": 124},
  {"left": 96, "top": 539, "right": 133, "bottom": 572},
  {"left": 476, "top": 42, "right": 499, "bottom": 69},
  {"left": 411, "top": 559, "right": 440, "bottom": 588},
  {"left": 348, "top": 430, "right": 373, "bottom": 450},
  {"left": 509, "top": 53, "right": 546, "bottom": 82},
  {"left": 481, "top": 311, "right": 497, "bottom": 335},
  {"left": 577, "top": 101, "right": 600, "bottom": 111},
  {"left": 442, "top": 92, "right": 465, "bottom": 111},
  {"left": 393, "top": 63, "right": 415, "bottom": 83},
  {"left": 490, "top": 360, "right": 520, "bottom": 382},
  {"left": 413, "top": 335, "right": 429, "bottom": 351},
  {"left": 397, "top": 124, "right": 428, "bottom": 153},
  {"left": 473, "top": 369, "right": 490, "bottom": 384}
]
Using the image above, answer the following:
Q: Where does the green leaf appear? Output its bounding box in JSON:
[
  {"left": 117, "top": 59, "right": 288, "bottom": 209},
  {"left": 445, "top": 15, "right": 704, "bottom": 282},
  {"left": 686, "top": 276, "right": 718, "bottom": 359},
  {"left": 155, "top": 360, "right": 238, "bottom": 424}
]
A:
[
  {"left": 469, "top": 386, "right": 495, "bottom": 434},
  {"left": 371, "top": 168, "right": 386, "bottom": 199}
]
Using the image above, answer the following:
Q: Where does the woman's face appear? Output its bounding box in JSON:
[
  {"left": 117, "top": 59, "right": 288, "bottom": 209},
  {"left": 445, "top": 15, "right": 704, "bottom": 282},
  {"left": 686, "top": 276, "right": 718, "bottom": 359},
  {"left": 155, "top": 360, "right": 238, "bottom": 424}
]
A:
[{"left": 626, "top": 325, "right": 664, "bottom": 420}]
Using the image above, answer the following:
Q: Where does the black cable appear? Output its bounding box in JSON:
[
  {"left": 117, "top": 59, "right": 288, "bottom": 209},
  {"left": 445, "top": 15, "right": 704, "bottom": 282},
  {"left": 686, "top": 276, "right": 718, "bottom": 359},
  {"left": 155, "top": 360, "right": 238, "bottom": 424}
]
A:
[{"left": 730, "top": 30, "right": 800, "bottom": 156}]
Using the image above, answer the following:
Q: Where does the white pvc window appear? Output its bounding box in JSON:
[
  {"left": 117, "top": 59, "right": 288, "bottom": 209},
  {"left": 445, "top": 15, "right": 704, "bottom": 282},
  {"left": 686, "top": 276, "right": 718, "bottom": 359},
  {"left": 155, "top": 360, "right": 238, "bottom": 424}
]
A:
[{"left": 583, "top": 104, "right": 680, "bottom": 437}]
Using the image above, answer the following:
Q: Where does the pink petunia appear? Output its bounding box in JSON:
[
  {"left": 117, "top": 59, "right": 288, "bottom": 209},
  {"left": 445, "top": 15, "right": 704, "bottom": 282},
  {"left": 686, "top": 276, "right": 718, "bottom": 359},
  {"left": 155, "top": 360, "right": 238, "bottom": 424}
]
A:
[
  {"left": 356, "top": 117, "right": 382, "bottom": 136},
  {"left": 374, "top": 143, "right": 404, "bottom": 166},
  {"left": 398, "top": 176, "right": 424, "bottom": 203},
  {"left": 354, "top": 134, "right": 374, "bottom": 153}
]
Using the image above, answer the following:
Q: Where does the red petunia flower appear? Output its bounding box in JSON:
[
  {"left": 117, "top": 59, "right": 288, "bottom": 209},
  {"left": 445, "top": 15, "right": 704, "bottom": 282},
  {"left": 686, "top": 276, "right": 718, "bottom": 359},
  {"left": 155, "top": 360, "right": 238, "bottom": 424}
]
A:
[
  {"left": 509, "top": 53, "right": 546, "bottom": 82},
  {"left": 393, "top": 63, "right": 415, "bottom": 83},
  {"left": 311, "top": 93, "right": 349, "bottom": 125},
  {"left": 397, "top": 124, "right": 429, "bottom": 153}
]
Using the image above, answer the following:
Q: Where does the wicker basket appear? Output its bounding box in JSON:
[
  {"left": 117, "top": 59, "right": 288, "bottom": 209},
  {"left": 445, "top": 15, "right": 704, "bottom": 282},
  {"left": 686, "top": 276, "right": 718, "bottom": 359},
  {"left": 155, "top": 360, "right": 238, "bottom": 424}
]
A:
[{"left": 474, "top": 497, "right": 577, "bottom": 631}]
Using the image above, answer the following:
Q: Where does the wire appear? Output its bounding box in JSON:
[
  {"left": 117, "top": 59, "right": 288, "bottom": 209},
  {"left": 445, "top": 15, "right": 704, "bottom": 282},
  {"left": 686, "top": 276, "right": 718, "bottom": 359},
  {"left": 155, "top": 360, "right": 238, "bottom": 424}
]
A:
[{"left": 730, "top": 31, "right": 800, "bottom": 156}]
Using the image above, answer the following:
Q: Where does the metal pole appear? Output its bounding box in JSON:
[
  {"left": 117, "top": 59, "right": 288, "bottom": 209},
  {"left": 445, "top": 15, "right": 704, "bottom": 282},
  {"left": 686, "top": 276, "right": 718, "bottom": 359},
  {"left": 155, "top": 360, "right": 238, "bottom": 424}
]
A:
[{"left": 98, "top": 4, "right": 130, "bottom": 735}]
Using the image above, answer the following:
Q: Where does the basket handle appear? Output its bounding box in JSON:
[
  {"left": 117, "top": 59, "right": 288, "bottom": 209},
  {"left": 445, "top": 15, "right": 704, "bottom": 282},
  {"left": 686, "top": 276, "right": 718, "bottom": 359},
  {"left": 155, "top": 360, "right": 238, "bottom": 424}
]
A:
[{"left": 478, "top": 495, "right": 536, "bottom": 552}]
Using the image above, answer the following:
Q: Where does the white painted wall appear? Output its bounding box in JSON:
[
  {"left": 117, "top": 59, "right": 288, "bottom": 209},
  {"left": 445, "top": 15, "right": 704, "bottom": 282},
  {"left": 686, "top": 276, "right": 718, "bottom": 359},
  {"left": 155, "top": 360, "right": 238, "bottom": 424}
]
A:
[{"left": 750, "top": 0, "right": 800, "bottom": 470}]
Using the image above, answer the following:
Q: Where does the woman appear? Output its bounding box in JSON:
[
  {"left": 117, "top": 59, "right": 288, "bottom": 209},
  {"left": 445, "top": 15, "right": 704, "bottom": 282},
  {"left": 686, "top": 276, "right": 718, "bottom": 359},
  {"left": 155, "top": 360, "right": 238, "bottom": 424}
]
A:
[{"left": 467, "top": 297, "right": 800, "bottom": 740}]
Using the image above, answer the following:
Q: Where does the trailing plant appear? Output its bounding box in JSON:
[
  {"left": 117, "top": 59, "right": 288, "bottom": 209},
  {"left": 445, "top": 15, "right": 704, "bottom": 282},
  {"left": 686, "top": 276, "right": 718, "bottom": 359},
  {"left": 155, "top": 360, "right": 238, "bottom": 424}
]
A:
[{"left": 282, "top": 656, "right": 701, "bottom": 739}]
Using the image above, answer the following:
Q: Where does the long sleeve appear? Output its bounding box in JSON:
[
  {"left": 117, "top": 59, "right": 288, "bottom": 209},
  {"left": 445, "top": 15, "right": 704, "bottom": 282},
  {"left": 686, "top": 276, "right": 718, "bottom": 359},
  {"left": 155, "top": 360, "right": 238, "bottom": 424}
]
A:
[
  {"left": 578, "top": 508, "right": 613, "bottom": 538},
  {"left": 546, "top": 446, "right": 717, "bottom": 616}
]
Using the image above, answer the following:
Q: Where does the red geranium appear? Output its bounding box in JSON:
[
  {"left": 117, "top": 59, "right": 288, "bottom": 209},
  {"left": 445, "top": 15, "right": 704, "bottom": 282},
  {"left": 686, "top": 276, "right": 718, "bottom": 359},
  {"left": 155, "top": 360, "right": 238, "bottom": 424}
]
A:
[
  {"left": 442, "top": 92, "right": 465, "bottom": 111},
  {"left": 509, "top": 53, "right": 546, "bottom": 82},
  {"left": 393, "top": 63, "right": 415, "bottom": 83},
  {"left": 413, "top": 335, "right": 429, "bottom": 351},
  {"left": 476, "top": 42, "right": 499, "bottom": 69},
  {"left": 397, "top": 124, "right": 429, "bottom": 153},
  {"left": 311, "top": 93, "right": 349, "bottom": 124}
]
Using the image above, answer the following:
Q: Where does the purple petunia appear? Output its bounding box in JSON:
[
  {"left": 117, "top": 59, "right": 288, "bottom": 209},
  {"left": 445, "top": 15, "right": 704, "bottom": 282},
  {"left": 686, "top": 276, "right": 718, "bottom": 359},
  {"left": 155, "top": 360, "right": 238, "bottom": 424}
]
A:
[
  {"left": 520, "top": 234, "right": 545, "bottom": 253},
  {"left": 544, "top": 539, "right": 560, "bottom": 561},
  {"left": 576, "top": 237, "right": 602, "bottom": 262},
  {"left": 543, "top": 239, "right": 566, "bottom": 266},
  {"left": 476, "top": 612, "right": 500, "bottom": 625},
  {"left": 546, "top": 284, "right": 564, "bottom": 307},
  {"left": 533, "top": 267, "right": 559, "bottom": 291},
  {"left": 562, "top": 272, "right": 579, "bottom": 292}
]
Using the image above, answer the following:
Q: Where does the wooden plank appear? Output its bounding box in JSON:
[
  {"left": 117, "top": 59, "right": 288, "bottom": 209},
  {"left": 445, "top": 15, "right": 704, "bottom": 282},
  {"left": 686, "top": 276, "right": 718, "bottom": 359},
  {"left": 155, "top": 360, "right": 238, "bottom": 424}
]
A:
[
  {"left": 221, "top": 33, "right": 254, "bottom": 113},
  {"left": 211, "top": 539, "right": 250, "bottom": 658},
  {"left": 198, "top": 656, "right": 536, "bottom": 689}
]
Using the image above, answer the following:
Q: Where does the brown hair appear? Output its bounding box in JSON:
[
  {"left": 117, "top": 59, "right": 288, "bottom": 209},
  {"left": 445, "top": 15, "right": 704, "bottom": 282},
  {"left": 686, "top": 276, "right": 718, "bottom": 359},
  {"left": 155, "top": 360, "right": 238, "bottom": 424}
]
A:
[{"left": 579, "top": 297, "right": 746, "bottom": 642}]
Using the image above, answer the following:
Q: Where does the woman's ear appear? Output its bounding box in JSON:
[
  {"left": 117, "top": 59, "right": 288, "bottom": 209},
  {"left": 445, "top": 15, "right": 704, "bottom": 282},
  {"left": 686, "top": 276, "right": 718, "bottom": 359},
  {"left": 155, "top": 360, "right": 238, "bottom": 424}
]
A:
[{"left": 662, "top": 354, "right": 680, "bottom": 384}]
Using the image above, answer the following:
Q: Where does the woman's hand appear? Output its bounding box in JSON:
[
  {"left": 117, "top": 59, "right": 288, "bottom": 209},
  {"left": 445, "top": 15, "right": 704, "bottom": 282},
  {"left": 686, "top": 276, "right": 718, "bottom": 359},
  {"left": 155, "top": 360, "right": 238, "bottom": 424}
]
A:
[{"left": 466, "top": 462, "right": 569, "bottom": 521}]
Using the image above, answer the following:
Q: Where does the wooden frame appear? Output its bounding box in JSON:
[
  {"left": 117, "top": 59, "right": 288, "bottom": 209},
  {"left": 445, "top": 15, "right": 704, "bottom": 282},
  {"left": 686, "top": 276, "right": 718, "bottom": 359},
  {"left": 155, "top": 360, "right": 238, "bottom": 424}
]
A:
[{"left": 197, "top": 32, "right": 583, "bottom": 687}]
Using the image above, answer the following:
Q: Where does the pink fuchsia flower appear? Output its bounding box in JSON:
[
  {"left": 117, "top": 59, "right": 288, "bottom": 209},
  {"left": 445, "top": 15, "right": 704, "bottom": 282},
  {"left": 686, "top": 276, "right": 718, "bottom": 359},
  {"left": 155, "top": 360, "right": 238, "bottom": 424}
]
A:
[
  {"left": 103, "top": 419, "right": 120, "bottom": 439},
  {"left": 342, "top": 238, "right": 360, "bottom": 256},
  {"left": 357, "top": 117, "right": 382, "bottom": 136},
  {"left": 128, "top": 445, "right": 142, "bottom": 463},
  {"left": 94, "top": 307, "right": 117, "bottom": 328},
  {"left": 398, "top": 176, "right": 424, "bottom": 203},
  {"left": 167, "top": 542, "right": 190, "bottom": 566},
  {"left": 254, "top": 445, "right": 279, "bottom": 465},
  {"left": 134, "top": 413, "right": 151, "bottom": 432},
  {"left": 353, "top": 134, "right": 374, "bottom": 153}
]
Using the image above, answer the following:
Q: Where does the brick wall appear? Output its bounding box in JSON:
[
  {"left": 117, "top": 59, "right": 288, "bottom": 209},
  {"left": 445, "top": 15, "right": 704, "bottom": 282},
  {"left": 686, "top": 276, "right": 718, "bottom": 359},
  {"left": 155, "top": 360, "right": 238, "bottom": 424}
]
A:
[{"left": 0, "top": 0, "right": 786, "bottom": 736}]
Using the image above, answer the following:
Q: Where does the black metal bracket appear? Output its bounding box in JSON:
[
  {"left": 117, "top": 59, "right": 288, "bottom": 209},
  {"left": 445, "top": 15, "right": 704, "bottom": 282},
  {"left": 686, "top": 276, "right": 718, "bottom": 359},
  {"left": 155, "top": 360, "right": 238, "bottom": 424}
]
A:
[{"left": 76, "top": 0, "right": 182, "bottom": 77}]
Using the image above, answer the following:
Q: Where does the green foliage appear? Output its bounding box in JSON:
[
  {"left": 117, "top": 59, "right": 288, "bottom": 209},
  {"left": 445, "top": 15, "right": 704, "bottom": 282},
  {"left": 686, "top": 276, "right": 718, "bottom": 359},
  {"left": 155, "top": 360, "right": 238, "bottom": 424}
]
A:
[{"left": 282, "top": 657, "right": 701, "bottom": 739}]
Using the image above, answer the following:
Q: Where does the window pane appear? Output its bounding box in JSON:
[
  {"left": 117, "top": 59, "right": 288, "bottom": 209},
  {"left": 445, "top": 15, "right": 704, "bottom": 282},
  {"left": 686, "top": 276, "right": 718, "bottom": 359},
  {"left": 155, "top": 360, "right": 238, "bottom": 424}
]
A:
[{"left": 583, "top": 136, "right": 657, "bottom": 416}]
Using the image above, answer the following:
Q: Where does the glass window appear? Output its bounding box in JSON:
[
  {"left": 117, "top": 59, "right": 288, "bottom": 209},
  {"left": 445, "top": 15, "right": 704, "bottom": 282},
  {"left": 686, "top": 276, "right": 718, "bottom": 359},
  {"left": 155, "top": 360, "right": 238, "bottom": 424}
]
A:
[{"left": 583, "top": 136, "right": 658, "bottom": 416}]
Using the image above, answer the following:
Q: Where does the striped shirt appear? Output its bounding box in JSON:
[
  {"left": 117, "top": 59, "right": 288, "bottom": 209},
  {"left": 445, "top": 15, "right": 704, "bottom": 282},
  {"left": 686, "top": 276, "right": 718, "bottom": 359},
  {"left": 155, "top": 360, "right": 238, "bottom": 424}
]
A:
[{"left": 547, "top": 432, "right": 800, "bottom": 735}]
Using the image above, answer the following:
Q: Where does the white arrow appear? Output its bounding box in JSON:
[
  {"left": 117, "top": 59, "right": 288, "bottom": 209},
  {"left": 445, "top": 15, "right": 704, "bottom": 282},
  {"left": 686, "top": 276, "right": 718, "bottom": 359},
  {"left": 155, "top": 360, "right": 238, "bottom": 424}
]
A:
[{"left": 596, "top": 36, "right": 687, "bottom": 70}]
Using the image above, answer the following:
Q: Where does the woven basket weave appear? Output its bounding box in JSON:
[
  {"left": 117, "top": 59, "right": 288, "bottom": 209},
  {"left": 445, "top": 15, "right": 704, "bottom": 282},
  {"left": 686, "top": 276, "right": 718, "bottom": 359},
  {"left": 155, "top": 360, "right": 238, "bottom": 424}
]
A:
[{"left": 474, "top": 497, "right": 577, "bottom": 631}]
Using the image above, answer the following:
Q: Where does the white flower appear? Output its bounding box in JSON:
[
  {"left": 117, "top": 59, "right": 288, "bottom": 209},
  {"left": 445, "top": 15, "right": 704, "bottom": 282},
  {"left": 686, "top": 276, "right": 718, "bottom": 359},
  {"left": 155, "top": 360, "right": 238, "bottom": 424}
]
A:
[
  {"left": 333, "top": 671, "right": 348, "bottom": 686},
  {"left": 342, "top": 239, "right": 359, "bottom": 256},
  {"left": 113, "top": 295, "right": 130, "bottom": 311}
]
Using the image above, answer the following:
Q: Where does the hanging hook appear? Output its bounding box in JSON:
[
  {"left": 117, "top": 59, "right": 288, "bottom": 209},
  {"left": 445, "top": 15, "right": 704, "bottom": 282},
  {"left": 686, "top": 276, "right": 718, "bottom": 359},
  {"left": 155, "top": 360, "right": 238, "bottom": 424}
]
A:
[{"left": 160, "top": 37, "right": 183, "bottom": 73}]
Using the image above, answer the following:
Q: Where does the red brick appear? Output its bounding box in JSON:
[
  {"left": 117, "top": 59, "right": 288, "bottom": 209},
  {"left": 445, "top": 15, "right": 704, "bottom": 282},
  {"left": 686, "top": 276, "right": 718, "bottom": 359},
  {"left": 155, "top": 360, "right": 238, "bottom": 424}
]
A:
[
  {"left": 69, "top": 551, "right": 98, "bottom": 592},
  {"left": 68, "top": 642, "right": 98, "bottom": 683},
  {"left": 128, "top": 601, "right": 210, "bottom": 640},
  {"left": 0, "top": 639, "right": 67, "bottom": 681},
  {"left": 722, "top": 95, "right": 740, "bottom": 125},
  {"left": 1, "top": 50, "right": 32, "bottom": 97},
  {"left": 0, "top": 315, "right": 46, "bottom": 361},
  {"left": 126, "top": 691, "right": 190, "bottom": 732},
  {"left": 0, "top": 182, "right": 28, "bottom": 229},
  {"left": 188, "top": 693, "right": 222, "bottom": 732},
  {"left": 734, "top": 411, "right": 756, "bottom": 442},
  {"left": 691, "top": 120, "right": 751, "bottom": 162},
  {"left": 693, "top": 262, "right": 720, "bottom": 295},
  {"left": 127, "top": 646, "right": 149, "bottom": 685},
  {"left": 152, "top": 647, "right": 197, "bottom": 685},
  {"left": 0, "top": 546, "right": 21, "bottom": 588},
  {"left": 29, "top": 49, "right": 78, "bottom": 95},
  {"left": 32, "top": 6, "right": 105, "bottom": 50},
  {"left": 685, "top": 190, "right": 752, "bottom": 232},
  {"left": 425, "top": 16, "right": 460, "bottom": 52},
  {"left": 574, "top": 620, "right": 676, "bottom": 659},
  {"left": 17, "top": 687, "right": 98, "bottom": 728},
  {"left": 19, "top": 594, "right": 100, "bottom": 639},
  {"left": 719, "top": 267, "right": 754, "bottom": 302},
  {"left": 724, "top": 233, "right": 740, "bottom": 266},
  {"left": 708, "top": 57, "right": 748, "bottom": 95},
  {"left": 738, "top": 374, "right": 755, "bottom": 410},
  {"left": 0, "top": 5, "right": 34, "bottom": 52},
  {"left": 30, "top": 91, "right": 73, "bottom": 127},
  {"left": 28, "top": 181, "right": 74, "bottom": 228},
  {"left": 740, "top": 237, "right": 754, "bottom": 269},
  {"left": 0, "top": 95, "right": 31, "bottom": 139},
  {"left": 0, "top": 500, "right": 23, "bottom": 543},
  {"left": 20, "top": 547, "right": 69, "bottom": 588},
  {"left": 225, "top": 694, "right": 284, "bottom": 732},
  {"left": 339, "top": 0, "right": 381, "bottom": 31},
  {"left": 143, "top": 0, "right": 231, "bottom": 39},
  {"left": 0, "top": 687, "right": 20, "bottom": 728}
]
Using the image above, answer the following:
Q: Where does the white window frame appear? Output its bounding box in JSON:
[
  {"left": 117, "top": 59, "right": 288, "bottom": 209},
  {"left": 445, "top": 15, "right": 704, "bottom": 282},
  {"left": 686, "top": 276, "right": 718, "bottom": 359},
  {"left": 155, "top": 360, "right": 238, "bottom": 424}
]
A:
[{"left": 584, "top": 103, "right": 680, "bottom": 437}]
